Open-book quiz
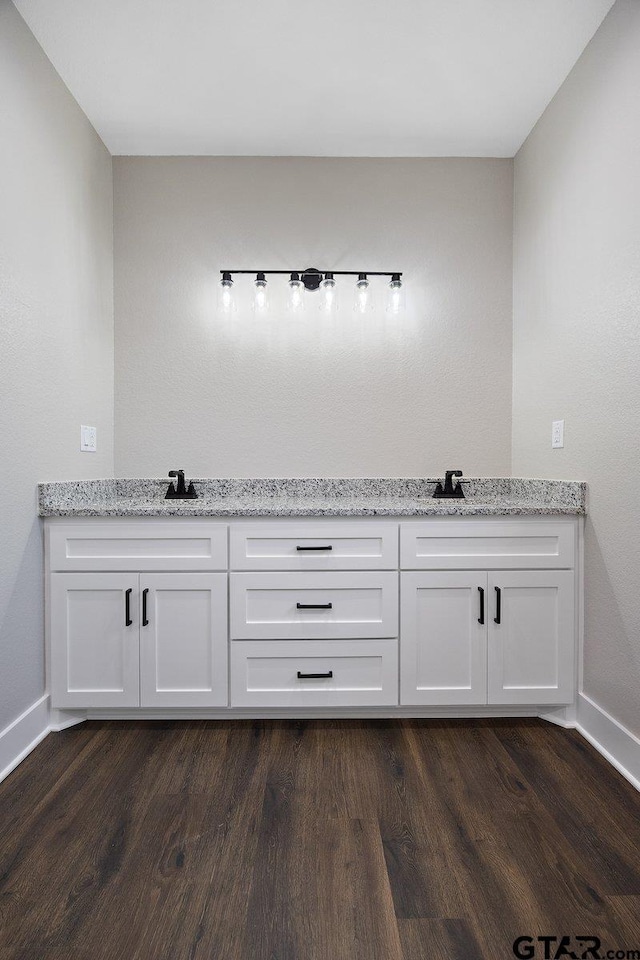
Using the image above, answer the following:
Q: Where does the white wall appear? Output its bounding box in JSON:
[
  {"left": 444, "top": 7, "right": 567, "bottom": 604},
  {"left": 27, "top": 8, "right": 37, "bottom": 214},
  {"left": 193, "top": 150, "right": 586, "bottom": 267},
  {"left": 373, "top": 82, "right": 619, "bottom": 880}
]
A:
[
  {"left": 0, "top": 1, "right": 114, "bottom": 730},
  {"left": 513, "top": 0, "right": 640, "bottom": 736},
  {"left": 114, "top": 157, "right": 513, "bottom": 478}
]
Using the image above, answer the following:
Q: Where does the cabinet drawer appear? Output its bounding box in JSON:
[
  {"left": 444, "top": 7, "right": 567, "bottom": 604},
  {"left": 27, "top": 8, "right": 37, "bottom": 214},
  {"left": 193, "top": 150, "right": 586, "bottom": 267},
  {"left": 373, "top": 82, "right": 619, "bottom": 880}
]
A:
[
  {"left": 231, "top": 639, "right": 398, "bottom": 707},
  {"left": 230, "top": 572, "right": 398, "bottom": 639},
  {"left": 49, "top": 521, "right": 228, "bottom": 571},
  {"left": 400, "top": 520, "right": 575, "bottom": 570},
  {"left": 230, "top": 522, "right": 398, "bottom": 570}
]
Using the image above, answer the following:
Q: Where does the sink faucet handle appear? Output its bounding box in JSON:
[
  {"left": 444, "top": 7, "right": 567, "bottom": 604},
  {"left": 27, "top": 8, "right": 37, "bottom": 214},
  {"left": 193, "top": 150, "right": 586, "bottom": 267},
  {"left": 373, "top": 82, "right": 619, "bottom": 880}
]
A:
[
  {"left": 433, "top": 469, "right": 465, "bottom": 500},
  {"left": 165, "top": 470, "right": 197, "bottom": 500},
  {"left": 444, "top": 469, "right": 463, "bottom": 493},
  {"left": 167, "top": 470, "right": 186, "bottom": 497}
]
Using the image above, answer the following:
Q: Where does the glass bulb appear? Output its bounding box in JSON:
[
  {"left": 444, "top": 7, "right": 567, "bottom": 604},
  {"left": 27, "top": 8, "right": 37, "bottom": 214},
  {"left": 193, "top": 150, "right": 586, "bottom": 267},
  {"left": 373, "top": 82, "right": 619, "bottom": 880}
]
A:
[
  {"left": 288, "top": 273, "right": 304, "bottom": 316},
  {"left": 354, "top": 274, "right": 373, "bottom": 314},
  {"left": 387, "top": 275, "right": 404, "bottom": 315},
  {"left": 218, "top": 275, "right": 236, "bottom": 316},
  {"left": 253, "top": 273, "right": 269, "bottom": 316},
  {"left": 319, "top": 274, "right": 337, "bottom": 314}
]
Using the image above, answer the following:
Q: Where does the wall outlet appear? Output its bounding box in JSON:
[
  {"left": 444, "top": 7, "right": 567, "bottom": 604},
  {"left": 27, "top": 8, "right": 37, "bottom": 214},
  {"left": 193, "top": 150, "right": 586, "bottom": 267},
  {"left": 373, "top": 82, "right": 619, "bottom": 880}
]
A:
[
  {"left": 80, "top": 425, "right": 97, "bottom": 452},
  {"left": 551, "top": 419, "right": 564, "bottom": 449}
]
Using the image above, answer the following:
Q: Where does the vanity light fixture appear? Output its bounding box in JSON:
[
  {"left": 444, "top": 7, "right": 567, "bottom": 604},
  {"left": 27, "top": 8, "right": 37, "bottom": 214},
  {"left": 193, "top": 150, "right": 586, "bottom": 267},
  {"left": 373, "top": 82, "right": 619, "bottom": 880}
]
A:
[{"left": 218, "top": 268, "right": 404, "bottom": 316}]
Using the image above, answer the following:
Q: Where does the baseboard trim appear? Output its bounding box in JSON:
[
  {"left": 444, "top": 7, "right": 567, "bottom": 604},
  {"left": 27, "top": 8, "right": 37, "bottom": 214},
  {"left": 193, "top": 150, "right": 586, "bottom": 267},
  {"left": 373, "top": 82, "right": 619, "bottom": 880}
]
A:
[
  {"left": 0, "top": 695, "right": 50, "bottom": 785},
  {"left": 4, "top": 695, "right": 635, "bottom": 795},
  {"left": 88, "top": 705, "right": 547, "bottom": 722},
  {"left": 577, "top": 693, "right": 640, "bottom": 792}
]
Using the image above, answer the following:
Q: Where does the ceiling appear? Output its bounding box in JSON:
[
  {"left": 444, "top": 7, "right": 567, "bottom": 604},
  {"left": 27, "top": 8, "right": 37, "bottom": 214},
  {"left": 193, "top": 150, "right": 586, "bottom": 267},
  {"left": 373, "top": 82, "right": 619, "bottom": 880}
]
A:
[{"left": 12, "top": 0, "right": 615, "bottom": 157}]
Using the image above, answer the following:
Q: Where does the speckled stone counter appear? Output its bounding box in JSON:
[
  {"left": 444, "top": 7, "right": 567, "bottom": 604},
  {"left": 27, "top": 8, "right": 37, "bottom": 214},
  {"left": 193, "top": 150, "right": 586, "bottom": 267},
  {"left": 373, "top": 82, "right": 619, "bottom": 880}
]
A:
[{"left": 38, "top": 477, "right": 587, "bottom": 518}]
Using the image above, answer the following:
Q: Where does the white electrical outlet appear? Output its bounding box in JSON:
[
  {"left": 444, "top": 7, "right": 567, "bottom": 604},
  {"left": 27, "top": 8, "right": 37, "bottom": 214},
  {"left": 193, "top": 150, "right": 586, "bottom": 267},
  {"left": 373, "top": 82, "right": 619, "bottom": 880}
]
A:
[
  {"left": 551, "top": 419, "right": 564, "bottom": 449},
  {"left": 80, "top": 425, "right": 97, "bottom": 452}
]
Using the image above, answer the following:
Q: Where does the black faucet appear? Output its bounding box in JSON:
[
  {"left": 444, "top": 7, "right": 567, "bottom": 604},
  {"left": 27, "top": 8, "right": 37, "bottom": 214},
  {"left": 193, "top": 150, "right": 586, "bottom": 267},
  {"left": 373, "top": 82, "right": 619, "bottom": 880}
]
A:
[
  {"left": 165, "top": 470, "right": 198, "bottom": 500},
  {"left": 433, "top": 470, "right": 465, "bottom": 499}
]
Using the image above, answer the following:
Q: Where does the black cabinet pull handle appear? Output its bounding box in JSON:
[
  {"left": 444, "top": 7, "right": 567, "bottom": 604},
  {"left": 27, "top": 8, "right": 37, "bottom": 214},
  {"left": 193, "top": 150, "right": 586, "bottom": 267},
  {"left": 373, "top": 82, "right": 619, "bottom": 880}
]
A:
[
  {"left": 296, "top": 545, "right": 333, "bottom": 551},
  {"left": 297, "top": 670, "right": 333, "bottom": 679},
  {"left": 296, "top": 602, "right": 333, "bottom": 610},
  {"left": 125, "top": 588, "right": 133, "bottom": 626},
  {"left": 478, "top": 587, "right": 485, "bottom": 625},
  {"left": 142, "top": 588, "right": 149, "bottom": 626},
  {"left": 494, "top": 586, "right": 501, "bottom": 625}
]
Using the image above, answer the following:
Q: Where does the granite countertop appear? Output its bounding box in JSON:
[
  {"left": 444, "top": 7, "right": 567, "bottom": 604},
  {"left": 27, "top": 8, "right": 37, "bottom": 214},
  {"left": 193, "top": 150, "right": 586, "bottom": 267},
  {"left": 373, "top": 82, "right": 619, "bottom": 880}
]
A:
[{"left": 38, "top": 477, "right": 587, "bottom": 518}]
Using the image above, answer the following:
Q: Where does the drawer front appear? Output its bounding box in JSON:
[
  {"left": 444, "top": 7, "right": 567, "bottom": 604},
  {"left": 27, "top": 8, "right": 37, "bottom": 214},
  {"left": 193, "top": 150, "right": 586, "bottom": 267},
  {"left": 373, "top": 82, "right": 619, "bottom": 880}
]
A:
[
  {"left": 231, "top": 639, "right": 398, "bottom": 707},
  {"left": 230, "top": 572, "right": 398, "bottom": 639},
  {"left": 49, "top": 521, "right": 228, "bottom": 571},
  {"left": 230, "top": 522, "right": 398, "bottom": 570},
  {"left": 400, "top": 521, "right": 575, "bottom": 570}
]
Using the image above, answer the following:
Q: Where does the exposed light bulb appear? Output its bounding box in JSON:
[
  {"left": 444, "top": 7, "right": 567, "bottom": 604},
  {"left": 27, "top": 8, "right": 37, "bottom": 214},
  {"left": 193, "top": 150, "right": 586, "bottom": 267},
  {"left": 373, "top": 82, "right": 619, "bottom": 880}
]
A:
[
  {"left": 387, "top": 274, "right": 404, "bottom": 315},
  {"left": 288, "top": 272, "right": 304, "bottom": 316},
  {"left": 218, "top": 272, "right": 236, "bottom": 315},
  {"left": 354, "top": 273, "right": 373, "bottom": 314},
  {"left": 253, "top": 272, "right": 269, "bottom": 316},
  {"left": 320, "top": 273, "right": 337, "bottom": 314}
]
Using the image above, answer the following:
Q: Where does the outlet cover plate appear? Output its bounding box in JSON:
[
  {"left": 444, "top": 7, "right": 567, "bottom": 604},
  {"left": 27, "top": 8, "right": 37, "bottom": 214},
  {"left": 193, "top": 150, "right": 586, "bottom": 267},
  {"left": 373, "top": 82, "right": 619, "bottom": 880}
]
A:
[
  {"left": 80, "top": 425, "right": 97, "bottom": 452},
  {"left": 551, "top": 419, "right": 564, "bottom": 449}
]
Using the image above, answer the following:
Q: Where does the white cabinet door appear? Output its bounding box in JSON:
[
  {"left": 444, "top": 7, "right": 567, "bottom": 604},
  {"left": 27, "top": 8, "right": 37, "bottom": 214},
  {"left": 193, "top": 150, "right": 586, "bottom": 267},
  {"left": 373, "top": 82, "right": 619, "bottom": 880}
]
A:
[
  {"left": 401, "top": 572, "right": 487, "bottom": 705},
  {"left": 487, "top": 571, "right": 574, "bottom": 705},
  {"left": 50, "top": 573, "right": 139, "bottom": 707},
  {"left": 140, "top": 573, "right": 228, "bottom": 707}
]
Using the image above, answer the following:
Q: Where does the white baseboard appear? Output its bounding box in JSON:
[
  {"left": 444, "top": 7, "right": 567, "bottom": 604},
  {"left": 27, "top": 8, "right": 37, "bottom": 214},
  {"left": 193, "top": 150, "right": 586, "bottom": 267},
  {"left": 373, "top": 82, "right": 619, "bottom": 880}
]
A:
[
  {"left": 88, "top": 705, "right": 545, "bottom": 721},
  {"left": 0, "top": 695, "right": 50, "bottom": 785},
  {"left": 3, "top": 694, "right": 636, "bottom": 796},
  {"left": 577, "top": 693, "right": 640, "bottom": 792}
]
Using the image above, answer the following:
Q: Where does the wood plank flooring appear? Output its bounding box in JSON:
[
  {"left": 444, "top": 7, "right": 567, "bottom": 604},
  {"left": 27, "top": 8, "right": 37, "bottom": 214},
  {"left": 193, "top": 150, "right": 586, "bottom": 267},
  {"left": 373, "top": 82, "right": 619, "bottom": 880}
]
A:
[{"left": 1, "top": 718, "right": 639, "bottom": 960}]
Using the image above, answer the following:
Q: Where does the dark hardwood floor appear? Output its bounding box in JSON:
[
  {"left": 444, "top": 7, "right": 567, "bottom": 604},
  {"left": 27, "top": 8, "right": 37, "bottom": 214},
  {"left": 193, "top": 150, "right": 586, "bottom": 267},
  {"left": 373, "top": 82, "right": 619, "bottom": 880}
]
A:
[{"left": 1, "top": 718, "right": 639, "bottom": 960}]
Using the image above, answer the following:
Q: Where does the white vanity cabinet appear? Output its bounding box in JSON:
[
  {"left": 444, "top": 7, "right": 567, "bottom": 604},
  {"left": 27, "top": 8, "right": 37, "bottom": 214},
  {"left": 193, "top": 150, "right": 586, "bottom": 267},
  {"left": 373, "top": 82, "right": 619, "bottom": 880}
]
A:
[
  {"left": 47, "top": 520, "right": 228, "bottom": 708},
  {"left": 400, "top": 521, "right": 577, "bottom": 707},
  {"left": 46, "top": 513, "right": 580, "bottom": 716}
]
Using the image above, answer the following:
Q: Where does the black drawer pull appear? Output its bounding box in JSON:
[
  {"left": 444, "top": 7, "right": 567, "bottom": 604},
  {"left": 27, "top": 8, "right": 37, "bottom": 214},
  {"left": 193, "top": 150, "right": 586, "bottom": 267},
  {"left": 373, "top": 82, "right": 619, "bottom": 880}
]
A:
[
  {"left": 142, "top": 588, "right": 149, "bottom": 626},
  {"left": 296, "top": 602, "right": 333, "bottom": 610},
  {"left": 297, "top": 670, "right": 333, "bottom": 679},
  {"left": 478, "top": 586, "right": 485, "bottom": 625},
  {"left": 125, "top": 588, "right": 133, "bottom": 627},
  {"left": 296, "top": 545, "right": 333, "bottom": 551},
  {"left": 494, "top": 586, "right": 502, "bottom": 625}
]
